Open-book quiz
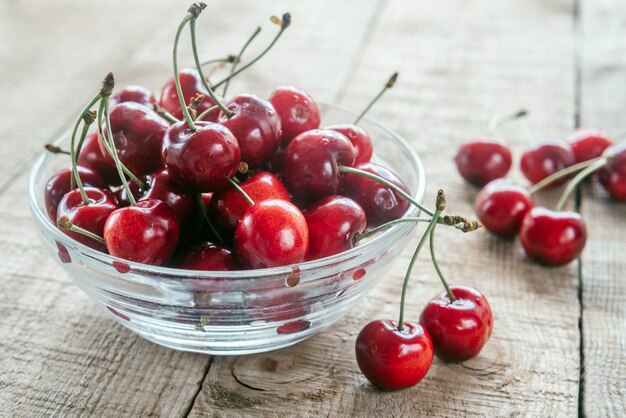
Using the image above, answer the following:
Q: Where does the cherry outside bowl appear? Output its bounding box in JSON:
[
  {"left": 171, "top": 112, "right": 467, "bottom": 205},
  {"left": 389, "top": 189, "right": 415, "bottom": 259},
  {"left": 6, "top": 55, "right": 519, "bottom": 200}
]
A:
[{"left": 28, "top": 104, "right": 426, "bottom": 355}]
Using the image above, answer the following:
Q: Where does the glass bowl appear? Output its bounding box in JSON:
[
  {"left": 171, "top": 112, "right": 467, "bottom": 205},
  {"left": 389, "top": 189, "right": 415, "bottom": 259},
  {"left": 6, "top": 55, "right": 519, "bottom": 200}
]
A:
[{"left": 28, "top": 104, "right": 426, "bottom": 355}]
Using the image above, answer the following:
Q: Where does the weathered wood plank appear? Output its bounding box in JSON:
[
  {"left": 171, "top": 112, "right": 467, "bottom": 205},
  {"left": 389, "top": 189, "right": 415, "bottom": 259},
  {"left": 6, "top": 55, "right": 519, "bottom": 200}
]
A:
[
  {"left": 193, "top": 0, "right": 581, "bottom": 416},
  {"left": 579, "top": 0, "right": 626, "bottom": 416}
]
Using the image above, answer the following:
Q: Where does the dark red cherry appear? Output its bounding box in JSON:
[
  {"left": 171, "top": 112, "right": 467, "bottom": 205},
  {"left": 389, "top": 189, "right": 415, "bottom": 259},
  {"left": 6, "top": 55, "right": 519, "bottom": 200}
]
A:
[
  {"left": 599, "top": 142, "right": 626, "bottom": 201},
  {"left": 110, "top": 85, "right": 156, "bottom": 107},
  {"left": 77, "top": 132, "right": 119, "bottom": 185},
  {"left": 218, "top": 94, "right": 282, "bottom": 168},
  {"left": 209, "top": 171, "right": 290, "bottom": 238},
  {"left": 98, "top": 102, "right": 169, "bottom": 176},
  {"left": 419, "top": 285, "right": 493, "bottom": 362},
  {"left": 179, "top": 241, "right": 238, "bottom": 271},
  {"left": 520, "top": 140, "right": 575, "bottom": 186},
  {"left": 159, "top": 69, "right": 219, "bottom": 122},
  {"left": 161, "top": 121, "right": 240, "bottom": 192},
  {"left": 304, "top": 195, "right": 366, "bottom": 260},
  {"left": 44, "top": 167, "right": 106, "bottom": 220},
  {"left": 343, "top": 162, "right": 410, "bottom": 227},
  {"left": 355, "top": 320, "right": 434, "bottom": 391},
  {"left": 280, "top": 129, "right": 356, "bottom": 202},
  {"left": 104, "top": 199, "right": 180, "bottom": 266},
  {"left": 519, "top": 207, "right": 587, "bottom": 266},
  {"left": 56, "top": 187, "right": 118, "bottom": 251},
  {"left": 325, "top": 124, "right": 373, "bottom": 165},
  {"left": 567, "top": 127, "right": 613, "bottom": 163},
  {"left": 455, "top": 137, "right": 512, "bottom": 186},
  {"left": 234, "top": 199, "right": 309, "bottom": 269},
  {"left": 269, "top": 86, "right": 320, "bottom": 147},
  {"left": 474, "top": 179, "right": 534, "bottom": 238}
]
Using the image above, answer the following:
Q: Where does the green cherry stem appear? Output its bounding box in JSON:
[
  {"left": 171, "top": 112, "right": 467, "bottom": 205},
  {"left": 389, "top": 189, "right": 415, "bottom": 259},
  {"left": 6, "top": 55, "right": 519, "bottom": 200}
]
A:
[
  {"left": 45, "top": 144, "right": 71, "bottom": 155},
  {"left": 57, "top": 215, "right": 105, "bottom": 245},
  {"left": 354, "top": 72, "right": 398, "bottom": 124},
  {"left": 555, "top": 157, "right": 609, "bottom": 211},
  {"left": 189, "top": 17, "right": 234, "bottom": 118},
  {"left": 222, "top": 26, "right": 262, "bottom": 97},
  {"left": 354, "top": 217, "right": 470, "bottom": 243},
  {"left": 338, "top": 165, "right": 433, "bottom": 216},
  {"left": 527, "top": 156, "right": 606, "bottom": 195},
  {"left": 429, "top": 222, "right": 456, "bottom": 302},
  {"left": 68, "top": 93, "right": 101, "bottom": 201},
  {"left": 227, "top": 178, "right": 255, "bottom": 206},
  {"left": 212, "top": 13, "right": 291, "bottom": 89},
  {"left": 196, "top": 104, "right": 219, "bottom": 121},
  {"left": 486, "top": 109, "right": 528, "bottom": 133},
  {"left": 200, "top": 54, "right": 237, "bottom": 68},
  {"left": 196, "top": 193, "right": 224, "bottom": 244},
  {"left": 154, "top": 103, "right": 181, "bottom": 124}
]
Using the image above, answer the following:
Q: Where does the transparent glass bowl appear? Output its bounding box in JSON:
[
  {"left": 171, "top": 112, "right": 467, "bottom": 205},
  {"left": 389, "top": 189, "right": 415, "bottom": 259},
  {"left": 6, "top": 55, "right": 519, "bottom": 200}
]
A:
[{"left": 28, "top": 104, "right": 426, "bottom": 355}]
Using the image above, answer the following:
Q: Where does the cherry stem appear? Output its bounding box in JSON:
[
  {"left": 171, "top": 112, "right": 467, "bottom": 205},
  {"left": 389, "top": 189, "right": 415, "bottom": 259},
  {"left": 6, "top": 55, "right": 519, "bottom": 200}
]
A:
[
  {"left": 189, "top": 18, "right": 234, "bottom": 118},
  {"left": 196, "top": 193, "right": 224, "bottom": 244},
  {"left": 518, "top": 117, "right": 535, "bottom": 143},
  {"left": 228, "top": 178, "right": 255, "bottom": 206},
  {"left": 398, "top": 190, "right": 444, "bottom": 331},
  {"left": 338, "top": 165, "right": 433, "bottom": 216},
  {"left": 195, "top": 104, "right": 219, "bottom": 121},
  {"left": 58, "top": 215, "right": 105, "bottom": 245},
  {"left": 222, "top": 26, "right": 262, "bottom": 97},
  {"left": 354, "top": 217, "right": 469, "bottom": 243},
  {"left": 69, "top": 93, "right": 101, "bottom": 204},
  {"left": 555, "top": 157, "right": 609, "bottom": 211},
  {"left": 527, "top": 156, "right": 605, "bottom": 195},
  {"left": 354, "top": 72, "right": 398, "bottom": 124},
  {"left": 200, "top": 54, "right": 237, "bottom": 67},
  {"left": 487, "top": 109, "right": 528, "bottom": 133},
  {"left": 154, "top": 103, "right": 181, "bottom": 124},
  {"left": 45, "top": 144, "right": 71, "bottom": 155},
  {"left": 429, "top": 222, "right": 456, "bottom": 302},
  {"left": 212, "top": 13, "right": 291, "bottom": 89}
]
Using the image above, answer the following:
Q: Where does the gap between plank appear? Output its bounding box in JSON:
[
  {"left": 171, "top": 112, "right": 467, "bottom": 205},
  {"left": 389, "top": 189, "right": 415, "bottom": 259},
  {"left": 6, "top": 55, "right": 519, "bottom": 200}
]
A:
[{"left": 182, "top": 356, "right": 213, "bottom": 418}]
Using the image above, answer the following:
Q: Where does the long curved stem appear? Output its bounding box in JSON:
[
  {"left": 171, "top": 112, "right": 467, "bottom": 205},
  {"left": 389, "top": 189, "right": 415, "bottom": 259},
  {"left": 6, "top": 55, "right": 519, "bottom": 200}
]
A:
[
  {"left": 528, "top": 156, "right": 605, "bottom": 194},
  {"left": 69, "top": 94, "right": 101, "bottom": 202},
  {"left": 228, "top": 178, "right": 254, "bottom": 206},
  {"left": 200, "top": 55, "right": 237, "bottom": 67},
  {"left": 354, "top": 217, "right": 468, "bottom": 243},
  {"left": 486, "top": 109, "right": 528, "bottom": 133},
  {"left": 173, "top": 13, "right": 197, "bottom": 130},
  {"left": 222, "top": 26, "right": 262, "bottom": 97},
  {"left": 197, "top": 193, "right": 224, "bottom": 244},
  {"left": 354, "top": 72, "right": 398, "bottom": 124},
  {"left": 58, "top": 216, "right": 105, "bottom": 245},
  {"left": 195, "top": 104, "right": 219, "bottom": 122},
  {"left": 556, "top": 157, "right": 609, "bottom": 211},
  {"left": 429, "top": 224, "right": 456, "bottom": 301}
]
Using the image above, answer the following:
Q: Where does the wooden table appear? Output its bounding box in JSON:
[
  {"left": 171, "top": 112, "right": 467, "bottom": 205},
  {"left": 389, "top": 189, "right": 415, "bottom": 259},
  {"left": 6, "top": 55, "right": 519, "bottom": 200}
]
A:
[{"left": 1, "top": 1, "right": 624, "bottom": 416}]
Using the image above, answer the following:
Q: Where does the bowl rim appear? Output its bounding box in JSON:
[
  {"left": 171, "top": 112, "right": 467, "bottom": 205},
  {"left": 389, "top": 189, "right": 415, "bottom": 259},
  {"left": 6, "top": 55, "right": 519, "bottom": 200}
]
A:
[{"left": 28, "top": 103, "right": 426, "bottom": 280}]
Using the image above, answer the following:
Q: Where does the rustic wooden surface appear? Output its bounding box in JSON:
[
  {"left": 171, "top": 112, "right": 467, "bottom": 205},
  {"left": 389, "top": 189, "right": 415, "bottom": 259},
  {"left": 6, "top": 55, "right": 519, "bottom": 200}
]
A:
[{"left": 0, "top": 0, "right": 623, "bottom": 417}]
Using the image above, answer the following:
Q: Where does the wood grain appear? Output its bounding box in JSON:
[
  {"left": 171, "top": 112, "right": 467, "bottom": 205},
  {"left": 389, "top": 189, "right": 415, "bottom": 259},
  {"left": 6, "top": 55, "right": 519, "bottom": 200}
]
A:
[{"left": 579, "top": 0, "right": 626, "bottom": 416}]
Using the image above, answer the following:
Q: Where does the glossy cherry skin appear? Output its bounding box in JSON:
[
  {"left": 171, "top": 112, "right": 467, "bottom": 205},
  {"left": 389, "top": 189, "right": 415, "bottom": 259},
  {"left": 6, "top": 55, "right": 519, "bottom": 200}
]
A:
[
  {"left": 44, "top": 166, "right": 106, "bottom": 220},
  {"left": 209, "top": 171, "right": 290, "bottom": 239},
  {"left": 325, "top": 123, "right": 373, "bottom": 165},
  {"left": 218, "top": 94, "right": 282, "bottom": 168},
  {"left": 56, "top": 187, "right": 118, "bottom": 251},
  {"left": 269, "top": 86, "right": 320, "bottom": 147},
  {"left": 280, "top": 129, "right": 356, "bottom": 202},
  {"left": 77, "top": 132, "right": 119, "bottom": 185},
  {"left": 419, "top": 285, "right": 493, "bottom": 362},
  {"left": 455, "top": 137, "right": 512, "bottom": 186},
  {"left": 110, "top": 85, "right": 156, "bottom": 107},
  {"left": 304, "top": 195, "right": 366, "bottom": 260},
  {"left": 519, "top": 207, "right": 587, "bottom": 266},
  {"left": 104, "top": 199, "right": 180, "bottom": 266},
  {"left": 98, "top": 102, "right": 169, "bottom": 176},
  {"left": 234, "top": 199, "right": 309, "bottom": 269},
  {"left": 474, "top": 179, "right": 534, "bottom": 237},
  {"left": 161, "top": 121, "right": 240, "bottom": 192},
  {"left": 599, "top": 142, "right": 626, "bottom": 201},
  {"left": 520, "top": 140, "right": 576, "bottom": 186},
  {"left": 355, "top": 320, "right": 434, "bottom": 391},
  {"left": 342, "top": 162, "right": 410, "bottom": 227},
  {"left": 179, "top": 242, "right": 239, "bottom": 271},
  {"left": 567, "top": 127, "right": 613, "bottom": 163},
  {"left": 159, "top": 68, "right": 219, "bottom": 122}
]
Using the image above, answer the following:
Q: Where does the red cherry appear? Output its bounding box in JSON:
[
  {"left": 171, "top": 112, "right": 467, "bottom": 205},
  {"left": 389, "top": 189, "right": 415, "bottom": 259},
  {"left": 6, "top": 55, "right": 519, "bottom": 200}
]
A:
[
  {"left": 159, "top": 69, "right": 220, "bottom": 122},
  {"left": 56, "top": 187, "right": 118, "bottom": 251},
  {"left": 455, "top": 137, "right": 512, "bottom": 186},
  {"left": 234, "top": 199, "right": 309, "bottom": 269},
  {"left": 342, "top": 162, "right": 410, "bottom": 227},
  {"left": 304, "top": 195, "right": 366, "bottom": 260},
  {"left": 280, "top": 129, "right": 356, "bottom": 202},
  {"left": 520, "top": 140, "right": 575, "bottom": 186},
  {"left": 161, "top": 121, "right": 241, "bottom": 192},
  {"left": 519, "top": 207, "right": 587, "bottom": 266},
  {"left": 269, "top": 86, "right": 320, "bottom": 147},
  {"left": 599, "top": 142, "right": 626, "bottom": 201},
  {"left": 474, "top": 179, "right": 534, "bottom": 238},
  {"left": 179, "top": 241, "right": 238, "bottom": 271},
  {"left": 104, "top": 199, "right": 180, "bottom": 265},
  {"left": 419, "top": 285, "right": 493, "bottom": 362},
  {"left": 325, "top": 124, "right": 373, "bottom": 165},
  {"left": 209, "top": 171, "right": 290, "bottom": 239},
  {"left": 98, "top": 102, "right": 169, "bottom": 176},
  {"left": 567, "top": 127, "right": 613, "bottom": 163},
  {"left": 355, "top": 320, "right": 434, "bottom": 391},
  {"left": 218, "top": 94, "right": 282, "bottom": 168},
  {"left": 44, "top": 167, "right": 106, "bottom": 220},
  {"left": 110, "top": 85, "right": 156, "bottom": 107},
  {"left": 77, "top": 132, "right": 119, "bottom": 185}
]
